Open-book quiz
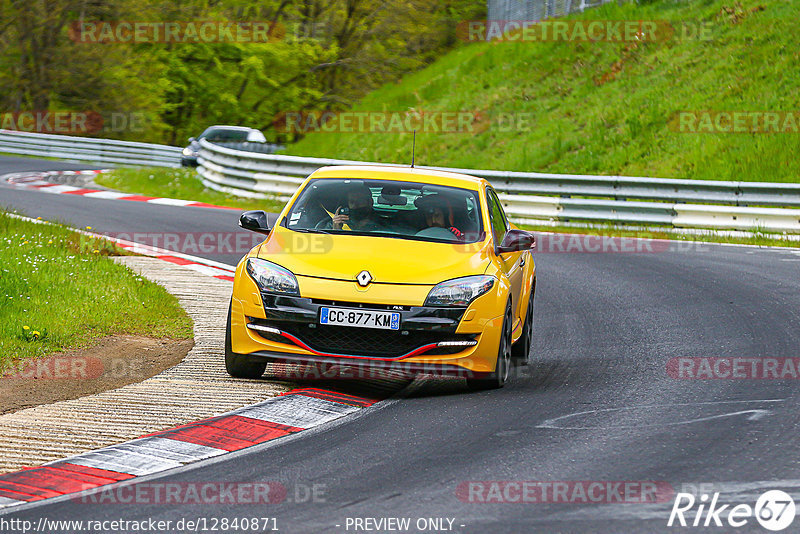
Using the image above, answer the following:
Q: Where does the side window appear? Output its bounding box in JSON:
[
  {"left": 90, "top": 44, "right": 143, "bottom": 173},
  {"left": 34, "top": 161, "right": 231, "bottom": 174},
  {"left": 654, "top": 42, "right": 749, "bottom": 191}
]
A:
[{"left": 486, "top": 188, "right": 508, "bottom": 244}]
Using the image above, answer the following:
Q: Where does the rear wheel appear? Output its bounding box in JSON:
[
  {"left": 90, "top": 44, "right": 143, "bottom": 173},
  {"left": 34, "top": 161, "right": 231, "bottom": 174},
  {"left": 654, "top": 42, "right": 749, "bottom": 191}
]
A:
[
  {"left": 467, "top": 301, "right": 512, "bottom": 391},
  {"left": 225, "top": 302, "right": 267, "bottom": 379},
  {"left": 511, "top": 279, "right": 535, "bottom": 366}
]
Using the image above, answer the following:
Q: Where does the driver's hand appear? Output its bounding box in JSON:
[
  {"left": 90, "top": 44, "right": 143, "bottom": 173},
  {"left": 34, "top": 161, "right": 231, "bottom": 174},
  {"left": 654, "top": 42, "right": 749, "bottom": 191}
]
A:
[{"left": 332, "top": 208, "right": 349, "bottom": 230}]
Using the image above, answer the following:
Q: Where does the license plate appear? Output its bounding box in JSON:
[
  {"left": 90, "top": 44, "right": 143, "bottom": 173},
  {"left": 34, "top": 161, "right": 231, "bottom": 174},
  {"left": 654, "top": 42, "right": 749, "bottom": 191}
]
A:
[{"left": 319, "top": 307, "right": 400, "bottom": 330}]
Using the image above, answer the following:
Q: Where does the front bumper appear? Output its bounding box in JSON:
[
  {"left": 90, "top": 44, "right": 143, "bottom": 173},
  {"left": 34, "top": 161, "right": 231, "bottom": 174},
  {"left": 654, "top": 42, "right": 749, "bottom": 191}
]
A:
[{"left": 230, "top": 293, "right": 504, "bottom": 374}]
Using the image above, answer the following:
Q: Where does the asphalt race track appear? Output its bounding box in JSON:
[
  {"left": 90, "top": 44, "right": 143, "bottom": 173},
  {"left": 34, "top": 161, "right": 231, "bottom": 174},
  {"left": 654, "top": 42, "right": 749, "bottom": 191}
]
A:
[
  {"left": 0, "top": 156, "right": 260, "bottom": 266},
  {"left": 2, "top": 155, "right": 800, "bottom": 532}
]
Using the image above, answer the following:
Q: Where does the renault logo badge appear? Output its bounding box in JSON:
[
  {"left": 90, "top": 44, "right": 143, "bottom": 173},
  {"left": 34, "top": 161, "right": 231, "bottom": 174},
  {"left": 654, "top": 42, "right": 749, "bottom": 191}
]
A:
[{"left": 356, "top": 270, "right": 373, "bottom": 287}]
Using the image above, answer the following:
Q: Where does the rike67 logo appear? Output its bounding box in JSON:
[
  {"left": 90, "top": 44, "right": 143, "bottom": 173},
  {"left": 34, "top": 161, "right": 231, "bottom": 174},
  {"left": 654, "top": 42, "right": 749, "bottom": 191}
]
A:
[{"left": 668, "top": 490, "right": 796, "bottom": 531}]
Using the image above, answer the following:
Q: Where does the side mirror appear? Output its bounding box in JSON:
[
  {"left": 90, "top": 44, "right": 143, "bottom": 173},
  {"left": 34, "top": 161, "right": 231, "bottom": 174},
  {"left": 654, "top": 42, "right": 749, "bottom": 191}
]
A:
[
  {"left": 497, "top": 229, "right": 535, "bottom": 254},
  {"left": 188, "top": 137, "right": 195, "bottom": 142},
  {"left": 239, "top": 210, "right": 271, "bottom": 234}
]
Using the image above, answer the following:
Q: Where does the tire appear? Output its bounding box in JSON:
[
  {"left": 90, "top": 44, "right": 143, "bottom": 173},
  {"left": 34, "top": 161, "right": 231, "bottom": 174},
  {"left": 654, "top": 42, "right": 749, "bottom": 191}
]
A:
[
  {"left": 467, "top": 301, "right": 512, "bottom": 391},
  {"left": 511, "top": 279, "right": 535, "bottom": 366},
  {"left": 225, "top": 302, "right": 267, "bottom": 379}
]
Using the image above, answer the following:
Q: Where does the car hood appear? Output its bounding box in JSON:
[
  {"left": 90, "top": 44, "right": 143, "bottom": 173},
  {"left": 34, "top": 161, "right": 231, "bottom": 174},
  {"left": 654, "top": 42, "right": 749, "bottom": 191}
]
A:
[{"left": 257, "top": 226, "right": 492, "bottom": 285}]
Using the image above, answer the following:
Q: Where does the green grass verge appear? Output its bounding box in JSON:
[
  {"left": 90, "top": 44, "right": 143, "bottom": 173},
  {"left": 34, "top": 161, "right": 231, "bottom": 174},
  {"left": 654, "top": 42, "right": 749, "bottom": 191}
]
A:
[
  {"left": 95, "top": 167, "right": 287, "bottom": 212},
  {"left": 285, "top": 0, "right": 800, "bottom": 183},
  {"left": 0, "top": 211, "right": 193, "bottom": 373}
]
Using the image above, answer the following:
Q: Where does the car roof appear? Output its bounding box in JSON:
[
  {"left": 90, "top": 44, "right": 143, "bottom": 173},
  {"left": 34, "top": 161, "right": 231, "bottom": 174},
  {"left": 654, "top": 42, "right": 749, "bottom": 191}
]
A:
[
  {"left": 202, "top": 125, "right": 259, "bottom": 132},
  {"left": 307, "top": 165, "right": 487, "bottom": 191}
]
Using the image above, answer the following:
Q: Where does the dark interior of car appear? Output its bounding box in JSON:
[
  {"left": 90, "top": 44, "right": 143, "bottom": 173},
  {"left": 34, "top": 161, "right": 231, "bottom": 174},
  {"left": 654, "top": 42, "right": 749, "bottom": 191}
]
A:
[{"left": 285, "top": 179, "right": 483, "bottom": 242}]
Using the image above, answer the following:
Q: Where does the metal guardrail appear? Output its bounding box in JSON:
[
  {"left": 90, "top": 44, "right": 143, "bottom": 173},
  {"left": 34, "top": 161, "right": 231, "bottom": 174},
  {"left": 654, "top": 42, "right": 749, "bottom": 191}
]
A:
[
  {"left": 0, "top": 130, "right": 183, "bottom": 168},
  {"left": 197, "top": 139, "right": 800, "bottom": 233},
  {"left": 1, "top": 131, "right": 796, "bottom": 233},
  {"left": 488, "top": 0, "right": 613, "bottom": 24}
]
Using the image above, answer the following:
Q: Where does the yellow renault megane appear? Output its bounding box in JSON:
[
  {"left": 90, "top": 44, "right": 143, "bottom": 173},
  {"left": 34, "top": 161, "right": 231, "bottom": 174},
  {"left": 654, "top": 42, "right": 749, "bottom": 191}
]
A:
[{"left": 226, "top": 165, "right": 536, "bottom": 389}]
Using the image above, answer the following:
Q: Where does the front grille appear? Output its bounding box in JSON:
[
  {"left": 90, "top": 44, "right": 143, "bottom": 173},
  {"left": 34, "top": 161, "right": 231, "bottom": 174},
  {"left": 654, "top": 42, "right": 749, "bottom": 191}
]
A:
[{"left": 249, "top": 318, "right": 474, "bottom": 358}]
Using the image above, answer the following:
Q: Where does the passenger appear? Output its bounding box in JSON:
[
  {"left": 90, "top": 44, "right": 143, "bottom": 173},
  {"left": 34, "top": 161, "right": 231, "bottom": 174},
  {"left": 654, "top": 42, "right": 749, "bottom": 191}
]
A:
[{"left": 417, "top": 194, "right": 464, "bottom": 239}]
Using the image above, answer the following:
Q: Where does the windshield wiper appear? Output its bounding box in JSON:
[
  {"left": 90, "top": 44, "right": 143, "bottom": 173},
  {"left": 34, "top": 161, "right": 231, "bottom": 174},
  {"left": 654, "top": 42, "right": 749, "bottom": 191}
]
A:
[{"left": 291, "top": 228, "right": 331, "bottom": 234}]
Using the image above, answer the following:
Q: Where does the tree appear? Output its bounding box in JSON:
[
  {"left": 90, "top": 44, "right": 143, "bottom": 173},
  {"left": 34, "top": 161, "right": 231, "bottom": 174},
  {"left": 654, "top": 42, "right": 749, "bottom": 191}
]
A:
[{"left": 0, "top": 0, "right": 486, "bottom": 143}]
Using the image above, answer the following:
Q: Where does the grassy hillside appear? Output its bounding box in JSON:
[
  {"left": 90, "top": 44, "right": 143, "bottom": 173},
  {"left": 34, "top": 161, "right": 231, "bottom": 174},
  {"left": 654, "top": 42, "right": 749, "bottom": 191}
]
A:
[{"left": 285, "top": 0, "right": 800, "bottom": 182}]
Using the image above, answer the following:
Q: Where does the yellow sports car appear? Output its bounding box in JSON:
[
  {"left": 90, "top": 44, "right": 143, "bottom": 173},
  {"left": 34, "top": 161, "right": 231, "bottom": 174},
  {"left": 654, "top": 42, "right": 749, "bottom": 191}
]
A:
[{"left": 226, "top": 165, "right": 536, "bottom": 389}]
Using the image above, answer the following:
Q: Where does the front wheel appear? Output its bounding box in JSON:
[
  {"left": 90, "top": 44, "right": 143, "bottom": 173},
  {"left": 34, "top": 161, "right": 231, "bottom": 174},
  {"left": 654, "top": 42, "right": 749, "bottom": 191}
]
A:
[
  {"left": 225, "top": 302, "right": 267, "bottom": 379},
  {"left": 467, "top": 301, "right": 512, "bottom": 391}
]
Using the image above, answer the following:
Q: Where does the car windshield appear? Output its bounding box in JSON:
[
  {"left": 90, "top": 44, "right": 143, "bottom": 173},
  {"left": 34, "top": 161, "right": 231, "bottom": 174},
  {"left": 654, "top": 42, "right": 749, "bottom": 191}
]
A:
[
  {"left": 282, "top": 178, "right": 484, "bottom": 243},
  {"left": 200, "top": 128, "right": 250, "bottom": 142}
]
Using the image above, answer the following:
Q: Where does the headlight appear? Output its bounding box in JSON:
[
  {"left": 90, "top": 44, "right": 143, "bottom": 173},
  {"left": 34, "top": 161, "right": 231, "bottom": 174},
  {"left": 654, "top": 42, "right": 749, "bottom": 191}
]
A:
[
  {"left": 246, "top": 258, "right": 299, "bottom": 295},
  {"left": 424, "top": 275, "right": 495, "bottom": 307},
  {"left": 182, "top": 147, "right": 195, "bottom": 156}
]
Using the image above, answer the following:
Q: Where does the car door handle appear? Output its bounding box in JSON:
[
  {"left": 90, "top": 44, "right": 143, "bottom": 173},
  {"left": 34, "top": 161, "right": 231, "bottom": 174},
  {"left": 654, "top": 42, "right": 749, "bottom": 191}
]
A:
[{"left": 519, "top": 256, "right": 525, "bottom": 267}]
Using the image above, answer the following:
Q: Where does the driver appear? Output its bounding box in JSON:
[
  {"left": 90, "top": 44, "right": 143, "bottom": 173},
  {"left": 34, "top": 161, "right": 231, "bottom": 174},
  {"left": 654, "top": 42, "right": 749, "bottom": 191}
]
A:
[
  {"left": 417, "top": 194, "right": 464, "bottom": 239},
  {"left": 330, "top": 185, "right": 384, "bottom": 231}
]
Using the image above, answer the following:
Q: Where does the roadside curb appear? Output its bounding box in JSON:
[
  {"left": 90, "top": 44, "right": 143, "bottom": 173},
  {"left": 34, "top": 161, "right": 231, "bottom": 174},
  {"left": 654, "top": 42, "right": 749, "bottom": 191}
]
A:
[
  {"left": 0, "top": 221, "right": 411, "bottom": 512},
  {"left": 0, "top": 386, "right": 395, "bottom": 511},
  {"left": 3, "top": 169, "right": 239, "bottom": 211},
  {"left": 0, "top": 256, "right": 288, "bottom": 478}
]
